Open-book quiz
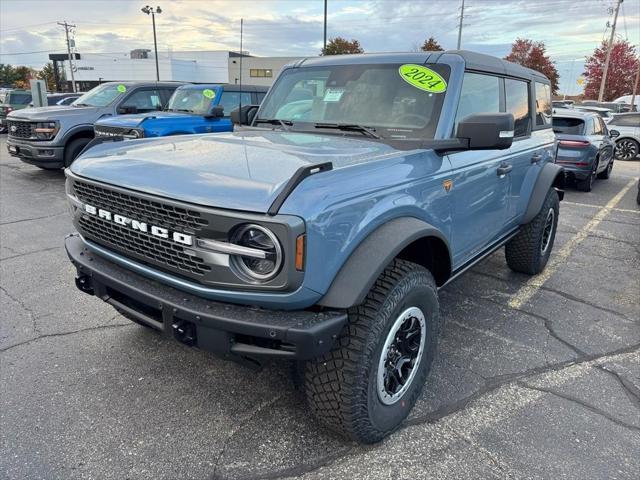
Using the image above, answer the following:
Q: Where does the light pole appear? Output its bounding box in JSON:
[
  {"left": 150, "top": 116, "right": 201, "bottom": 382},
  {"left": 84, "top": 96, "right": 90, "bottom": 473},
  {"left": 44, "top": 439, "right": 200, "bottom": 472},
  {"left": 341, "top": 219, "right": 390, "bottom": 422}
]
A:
[{"left": 141, "top": 5, "right": 162, "bottom": 81}]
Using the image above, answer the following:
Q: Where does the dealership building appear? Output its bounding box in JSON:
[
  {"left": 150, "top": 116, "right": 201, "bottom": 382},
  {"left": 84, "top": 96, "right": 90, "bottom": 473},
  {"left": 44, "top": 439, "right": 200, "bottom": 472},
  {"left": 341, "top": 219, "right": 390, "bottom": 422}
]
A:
[{"left": 56, "top": 50, "right": 302, "bottom": 91}]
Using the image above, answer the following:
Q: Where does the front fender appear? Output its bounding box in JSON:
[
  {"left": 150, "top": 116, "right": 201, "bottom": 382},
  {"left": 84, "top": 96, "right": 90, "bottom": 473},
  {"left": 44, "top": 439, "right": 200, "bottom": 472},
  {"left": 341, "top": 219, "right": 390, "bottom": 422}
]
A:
[
  {"left": 522, "top": 162, "right": 565, "bottom": 224},
  {"left": 317, "top": 217, "right": 450, "bottom": 309}
]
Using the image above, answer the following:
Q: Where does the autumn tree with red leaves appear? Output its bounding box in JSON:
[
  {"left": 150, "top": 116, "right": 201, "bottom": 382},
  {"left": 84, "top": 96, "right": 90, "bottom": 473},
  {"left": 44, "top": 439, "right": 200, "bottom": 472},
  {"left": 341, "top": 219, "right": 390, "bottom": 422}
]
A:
[
  {"left": 583, "top": 40, "right": 639, "bottom": 101},
  {"left": 321, "top": 37, "right": 364, "bottom": 56},
  {"left": 504, "top": 38, "right": 559, "bottom": 94},
  {"left": 420, "top": 36, "right": 444, "bottom": 52}
]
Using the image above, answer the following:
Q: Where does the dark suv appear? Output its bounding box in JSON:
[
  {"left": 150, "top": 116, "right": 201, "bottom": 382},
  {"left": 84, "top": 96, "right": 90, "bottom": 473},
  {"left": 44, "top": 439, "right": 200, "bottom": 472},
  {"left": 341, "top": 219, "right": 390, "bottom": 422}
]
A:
[
  {"left": 6, "top": 82, "right": 183, "bottom": 169},
  {"left": 65, "top": 51, "right": 564, "bottom": 443}
]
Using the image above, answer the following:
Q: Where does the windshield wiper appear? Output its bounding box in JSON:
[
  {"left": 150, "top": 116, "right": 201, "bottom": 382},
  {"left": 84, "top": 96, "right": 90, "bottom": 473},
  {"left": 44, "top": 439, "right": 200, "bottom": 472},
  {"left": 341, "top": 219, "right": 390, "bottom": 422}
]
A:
[
  {"left": 313, "top": 122, "right": 381, "bottom": 139},
  {"left": 254, "top": 118, "right": 292, "bottom": 131}
]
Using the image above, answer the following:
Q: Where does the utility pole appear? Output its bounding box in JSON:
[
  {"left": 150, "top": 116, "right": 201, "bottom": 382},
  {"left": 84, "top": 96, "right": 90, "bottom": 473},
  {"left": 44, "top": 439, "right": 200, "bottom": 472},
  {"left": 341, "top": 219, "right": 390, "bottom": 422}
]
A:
[
  {"left": 323, "top": 0, "right": 328, "bottom": 53},
  {"left": 457, "top": 0, "right": 465, "bottom": 50},
  {"left": 141, "top": 6, "right": 162, "bottom": 81},
  {"left": 630, "top": 66, "right": 639, "bottom": 112},
  {"left": 58, "top": 21, "right": 77, "bottom": 93},
  {"left": 598, "top": 0, "right": 623, "bottom": 102},
  {"left": 239, "top": 18, "right": 243, "bottom": 112}
]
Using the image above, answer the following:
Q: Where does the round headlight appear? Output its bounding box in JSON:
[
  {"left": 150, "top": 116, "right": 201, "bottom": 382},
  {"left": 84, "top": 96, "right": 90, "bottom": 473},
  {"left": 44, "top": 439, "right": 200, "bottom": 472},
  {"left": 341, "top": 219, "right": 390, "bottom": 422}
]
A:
[
  {"left": 129, "top": 129, "right": 142, "bottom": 138},
  {"left": 230, "top": 224, "right": 282, "bottom": 282}
]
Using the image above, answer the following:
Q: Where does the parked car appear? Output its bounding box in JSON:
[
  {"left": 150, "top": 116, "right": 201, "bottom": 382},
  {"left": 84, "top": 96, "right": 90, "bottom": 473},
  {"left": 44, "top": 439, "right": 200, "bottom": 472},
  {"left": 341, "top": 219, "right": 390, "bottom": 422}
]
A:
[
  {"left": 597, "top": 102, "right": 630, "bottom": 113},
  {"left": 608, "top": 112, "right": 640, "bottom": 160},
  {"left": 5, "top": 81, "right": 184, "bottom": 169},
  {"left": 553, "top": 110, "right": 618, "bottom": 191},
  {"left": 573, "top": 105, "right": 614, "bottom": 122},
  {"left": 94, "top": 84, "right": 267, "bottom": 139},
  {"left": 28, "top": 93, "right": 83, "bottom": 108},
  {"left": 613, "top": 95, "right": 639, "bottom": 111},
  {"left": 64, "top": 51, "right": 564, "bottom": 443},
  {"left": 580, "top": 100, "right": 600, "bottom": 106},
  {"left": 0, "top": 89, "right": 33, "bottom": 132},
  {"left": 552, "top": 100, "right": 570, "bottom": 109}
]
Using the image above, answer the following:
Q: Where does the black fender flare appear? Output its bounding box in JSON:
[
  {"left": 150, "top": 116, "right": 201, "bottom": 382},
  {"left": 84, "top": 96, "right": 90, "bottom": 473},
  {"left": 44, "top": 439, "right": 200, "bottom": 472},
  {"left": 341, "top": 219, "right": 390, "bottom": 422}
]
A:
[
  {"left": 61, "top": 124, "right": 95, "bottom": 145},
  {"left": 317, "top": 217, "right": 451, "bottom": 309},
  {"left": 522, "top": 162, "right": 565, "bottom": 224}
]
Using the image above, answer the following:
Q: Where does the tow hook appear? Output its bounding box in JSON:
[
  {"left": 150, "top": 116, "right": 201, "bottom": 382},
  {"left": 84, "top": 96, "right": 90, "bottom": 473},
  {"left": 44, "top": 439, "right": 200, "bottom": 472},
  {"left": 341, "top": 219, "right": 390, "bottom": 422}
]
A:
[
  {"left": 172, "top": 320, "right": 197, "bottom": 347},
  {"left": 75, "top": 275, "right": 94, "bottom": 295}
]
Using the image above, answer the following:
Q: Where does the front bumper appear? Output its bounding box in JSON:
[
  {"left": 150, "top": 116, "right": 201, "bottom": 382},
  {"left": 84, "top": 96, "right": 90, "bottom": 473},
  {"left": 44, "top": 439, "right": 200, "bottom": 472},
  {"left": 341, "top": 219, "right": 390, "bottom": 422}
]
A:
[
  {"left": 65, "top": 234, "right": 347, "bottom": 362},
  {"left": 7, "top": 137, "right": 64, "bottom": 168}
]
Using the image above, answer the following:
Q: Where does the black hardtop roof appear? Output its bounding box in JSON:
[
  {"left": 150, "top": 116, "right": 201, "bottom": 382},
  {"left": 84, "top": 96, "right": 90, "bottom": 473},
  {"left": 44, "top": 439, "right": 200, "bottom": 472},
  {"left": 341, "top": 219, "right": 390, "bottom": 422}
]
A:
[{"left": 292, "top": 50, "right": 550, "bottom": 84}]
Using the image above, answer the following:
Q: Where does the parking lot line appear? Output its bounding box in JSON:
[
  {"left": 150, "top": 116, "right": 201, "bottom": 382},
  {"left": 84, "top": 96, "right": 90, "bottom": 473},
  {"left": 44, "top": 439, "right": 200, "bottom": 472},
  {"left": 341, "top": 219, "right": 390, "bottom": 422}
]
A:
[
  {"left": 508, "top": 178, "right": 637, "bottom": 310},
  {"left": 561, "top": 200, "right": 640, "bottom": 214}
]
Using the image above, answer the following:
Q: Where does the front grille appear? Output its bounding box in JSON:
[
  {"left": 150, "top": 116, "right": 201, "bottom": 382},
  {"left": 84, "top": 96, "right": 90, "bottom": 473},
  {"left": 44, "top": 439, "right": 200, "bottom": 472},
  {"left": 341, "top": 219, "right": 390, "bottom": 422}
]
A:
[
  {"left": 73, "top": 181, "right": 208, "bottom": 232},
  {"left": 73, "top": 180, "right": 212, "bottom": 278},
  {"left": 78, "top": 214, "right": 211, "bottom": 277},
  {"left": 7, "top": 120, "right": 35, "bottom": 139},
  {"left": 95, "top": 125, "right": 129, "bottom": 136}
]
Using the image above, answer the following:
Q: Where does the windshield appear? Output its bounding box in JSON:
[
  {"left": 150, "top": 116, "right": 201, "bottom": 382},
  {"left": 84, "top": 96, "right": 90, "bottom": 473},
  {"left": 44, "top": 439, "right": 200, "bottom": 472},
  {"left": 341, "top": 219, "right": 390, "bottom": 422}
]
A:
[
  {"left": 72, "top": 84, "right": 123, "bottom": 107},
  {"left": 167, "top": 87, "right": 217, "bottom": 114},
  {"left": 257, "top": 63, "right": 451, "bottom": 140}
]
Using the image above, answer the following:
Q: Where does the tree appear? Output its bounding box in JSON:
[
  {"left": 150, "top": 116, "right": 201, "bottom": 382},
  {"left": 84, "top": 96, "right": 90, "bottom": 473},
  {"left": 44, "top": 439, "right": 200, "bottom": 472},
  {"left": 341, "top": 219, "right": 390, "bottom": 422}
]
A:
[
  {"left": 420, "top": 36, "right": 444, "bottom": 52},
  {"left": 583, "top": 40, "right": 639, "bottom": 101},
  {"left": 504, "top": 38, "right": 559, "bottom": 94},
  {"left": 37, "top": 62, "right": 57, "bottom": 91},
  {"left": 321, "top": 37, "right": 364, "bottom": 56}
]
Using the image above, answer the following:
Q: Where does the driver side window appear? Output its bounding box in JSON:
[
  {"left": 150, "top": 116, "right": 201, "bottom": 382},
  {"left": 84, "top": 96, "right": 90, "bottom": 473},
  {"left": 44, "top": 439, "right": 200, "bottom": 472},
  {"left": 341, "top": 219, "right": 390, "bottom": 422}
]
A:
[{"left": 120, "top": 89, "right": 162, "bottom": 113}]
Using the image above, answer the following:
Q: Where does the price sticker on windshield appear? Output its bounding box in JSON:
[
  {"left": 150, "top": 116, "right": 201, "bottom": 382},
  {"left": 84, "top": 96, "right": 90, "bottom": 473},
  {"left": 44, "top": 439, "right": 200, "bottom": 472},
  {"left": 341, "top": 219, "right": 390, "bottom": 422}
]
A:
[
  {"left": 202, "top": 89, "right": 215, "bottom": 99},
  {"left": 323, "top": 88, "right": 344, "bottom": 102},
  {"left": 398, "top": 65, "right": 447, "bottom": 93},
  {"left": 116, "top": 84, "right": 127, "bottom": 93}
]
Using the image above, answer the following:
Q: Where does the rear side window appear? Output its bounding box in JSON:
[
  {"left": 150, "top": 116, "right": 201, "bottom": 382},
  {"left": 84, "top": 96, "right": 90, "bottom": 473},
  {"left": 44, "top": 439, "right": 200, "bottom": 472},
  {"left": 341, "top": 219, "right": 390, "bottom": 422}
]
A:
[
  {"left": 534, "top": 82, "right": 552, "bottom": 127},
  {"left": 218, "top": 91, "right": 253, "bottom": 116},
  {"left": 593, "top": 117, "right": 605, "bottom": 134},
  {"left": 121, "top": 89, "right": 163, "bottom": 112},
  {"left": 505, "top": 78, "right": 531, "bottom": 137},
  {"left": 8, "top": 92, "right": 32, "bottom": 104},
  {"left": 454, "top": 73, "right": 500, "bottom": 130},
  {"left": 552, "top": 117, "right": 584, "bottom": 135}
]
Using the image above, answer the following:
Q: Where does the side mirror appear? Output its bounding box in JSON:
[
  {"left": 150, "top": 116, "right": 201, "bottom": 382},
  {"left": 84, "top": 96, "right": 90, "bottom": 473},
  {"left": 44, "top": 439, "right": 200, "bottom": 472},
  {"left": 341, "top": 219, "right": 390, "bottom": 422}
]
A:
[
  {"left": 609, "top": 129, "right": 620, "bottom": 139},
  {"left": 204, "top": 105, "right": 224, "bottom": 119},
  {"left": 230, "top": 104, "right": 259, "bottom": 126},
  {"left": 456, "top": 113, "right": 515, "bottom": 150},
  {"left": 117, "top": 106, "right": 138, "bottom": 114}
]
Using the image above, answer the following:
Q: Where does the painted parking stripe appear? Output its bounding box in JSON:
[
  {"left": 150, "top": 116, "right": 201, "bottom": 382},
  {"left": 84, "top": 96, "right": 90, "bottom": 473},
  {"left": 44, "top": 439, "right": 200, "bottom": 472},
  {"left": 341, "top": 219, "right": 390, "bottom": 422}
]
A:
[
  {"left": 508, "top": 178, "right": 638, "bottom": 310},
  {"left": 561, "top": 200, "right": 640, "bottom": 215}
]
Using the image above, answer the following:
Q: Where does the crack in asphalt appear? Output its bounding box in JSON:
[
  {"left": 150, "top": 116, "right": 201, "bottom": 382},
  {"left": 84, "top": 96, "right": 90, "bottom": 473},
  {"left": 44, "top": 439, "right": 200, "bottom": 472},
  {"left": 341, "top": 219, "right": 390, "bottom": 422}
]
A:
[
  {"left": 445, "top": 424, "right": 515, "bottom": 477},
  {"left": 587, "top": 233, "right": 640, "bottom": 249},
  {"left": 538, "top": 286, "right": 636, "bottom": 323},
  {"left": 0, "top": 285, "right": 41, "bottom": 337},
  {"left": 595, "top": 365, "right": 640, "bottom": 411},
  {"left": 517, "top": 381, "right": 640, "bottom": 432},
  {"left": 0, "top": 321, "right": 132, "bottom": 353},
  {"left": 1, "top": 245, "right": 62, "bottom": 262},
  {"left": 0, "top": 211, "right": 67, "bottom": 226}
]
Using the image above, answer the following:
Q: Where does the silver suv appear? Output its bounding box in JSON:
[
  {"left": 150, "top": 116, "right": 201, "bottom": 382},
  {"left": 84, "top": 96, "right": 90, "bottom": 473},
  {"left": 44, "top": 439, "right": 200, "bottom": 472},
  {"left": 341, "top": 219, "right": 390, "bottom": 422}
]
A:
[
  {"left": 608, "top": 113, "right": 640, "bottom": 160},
  {"left": 6, "top": 81, "right": 183, "bottom": 169}
]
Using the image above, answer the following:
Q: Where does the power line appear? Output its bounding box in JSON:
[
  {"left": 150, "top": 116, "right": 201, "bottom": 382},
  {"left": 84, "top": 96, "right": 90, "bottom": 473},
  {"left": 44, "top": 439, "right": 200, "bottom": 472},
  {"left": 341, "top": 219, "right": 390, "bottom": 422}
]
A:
[
  {"left": 0, "top": 49, "right": 66, "bottom": 55},
  {"left": 0, "top": 21, "right": 58, "bottom": 32}
]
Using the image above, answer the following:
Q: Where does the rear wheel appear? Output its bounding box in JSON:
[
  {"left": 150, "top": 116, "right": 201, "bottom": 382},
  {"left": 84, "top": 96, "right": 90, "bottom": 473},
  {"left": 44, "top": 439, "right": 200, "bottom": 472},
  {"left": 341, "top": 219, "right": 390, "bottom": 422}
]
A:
[
  {"left": 505, "top": 188, "right": 559, "bottom": 275},
  {"left": 304, "top": 259, "right": 440, "bottom": 443},
  {"left": 597, "top": 159, "right": 613, "bottom": 179},
  {"left": 64, "top": 137, "right": 92, "bottom": 168},
  {"left": 615, "top": 139, "right": 639, "bottom": 160},
  {"left": 576, "top": 159, "right": 597, "bottom": 192}
]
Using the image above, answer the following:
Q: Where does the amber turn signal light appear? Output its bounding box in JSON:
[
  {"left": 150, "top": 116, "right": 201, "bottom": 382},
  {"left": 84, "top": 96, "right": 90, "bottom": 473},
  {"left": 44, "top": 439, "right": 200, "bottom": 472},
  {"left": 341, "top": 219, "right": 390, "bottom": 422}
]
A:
[{"left": 295, "top": 234, "right": 305, "bottom": 271}]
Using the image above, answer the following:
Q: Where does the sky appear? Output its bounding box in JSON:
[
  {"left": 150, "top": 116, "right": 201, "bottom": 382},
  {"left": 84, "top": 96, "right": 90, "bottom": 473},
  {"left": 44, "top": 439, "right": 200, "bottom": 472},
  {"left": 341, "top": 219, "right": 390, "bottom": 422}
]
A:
[{"left": 1, "top": 0, "right": 639, "bottom": 94}]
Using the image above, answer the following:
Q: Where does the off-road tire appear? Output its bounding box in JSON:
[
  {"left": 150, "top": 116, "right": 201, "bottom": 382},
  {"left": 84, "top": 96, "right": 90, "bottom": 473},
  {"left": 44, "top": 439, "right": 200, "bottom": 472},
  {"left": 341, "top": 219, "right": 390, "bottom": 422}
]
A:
[
  {"left": 505, "top": 188, "right": 559, "bottom": 275},
  {"left": 576, "top": 159, "right": 597, "bottom": 192},
  {"left": 304, "top": 259, "right": 440, "bottom": 443},
  {"left": 64, "top": 137, "right": 92, "bottom": 168},
  {"left": 597, "top": 159, "right": 613, "bottom": 179}
]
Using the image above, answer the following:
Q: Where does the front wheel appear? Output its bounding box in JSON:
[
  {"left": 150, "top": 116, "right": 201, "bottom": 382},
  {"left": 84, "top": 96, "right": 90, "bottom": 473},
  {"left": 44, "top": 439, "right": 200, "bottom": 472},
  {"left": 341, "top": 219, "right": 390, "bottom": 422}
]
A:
[
  {"left": 505, "top": 188, "right": 559, "bottom": 275},
  {"left": 304, "top": 259, "right": 440, "bottom": 443},
  {"left": 64, "top": 137, "right": 92, "bottom": 168}
]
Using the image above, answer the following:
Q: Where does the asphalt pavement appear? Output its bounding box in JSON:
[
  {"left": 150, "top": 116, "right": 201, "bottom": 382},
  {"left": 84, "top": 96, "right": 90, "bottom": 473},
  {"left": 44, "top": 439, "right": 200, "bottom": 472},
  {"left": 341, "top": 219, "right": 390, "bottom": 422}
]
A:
[{"left": 1, "top": 134, "right": 639, "bottom": 480}]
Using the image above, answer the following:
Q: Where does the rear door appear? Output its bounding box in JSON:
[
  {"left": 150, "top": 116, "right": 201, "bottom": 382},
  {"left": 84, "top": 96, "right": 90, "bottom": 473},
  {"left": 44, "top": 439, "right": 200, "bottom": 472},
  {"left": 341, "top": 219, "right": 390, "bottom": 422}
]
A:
[
  {"left": 593, "top": 116, "right": 613, "bottom": 168},
  {"left": 448, "top": 71, "right": 511, "bottom": 266}
]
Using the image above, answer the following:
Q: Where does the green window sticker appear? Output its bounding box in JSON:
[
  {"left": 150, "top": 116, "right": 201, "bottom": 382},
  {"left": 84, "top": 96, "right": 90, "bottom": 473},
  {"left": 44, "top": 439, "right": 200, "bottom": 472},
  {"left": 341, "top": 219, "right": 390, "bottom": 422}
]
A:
[
  {"left": 116, "top": 84, "right": 127, "bottom": 93},
  {"left": 202, "top": 89, "right": 215, "bottom": 99},
  {"left": 398, "top": 65, "right": 447, "bottom": 93}
]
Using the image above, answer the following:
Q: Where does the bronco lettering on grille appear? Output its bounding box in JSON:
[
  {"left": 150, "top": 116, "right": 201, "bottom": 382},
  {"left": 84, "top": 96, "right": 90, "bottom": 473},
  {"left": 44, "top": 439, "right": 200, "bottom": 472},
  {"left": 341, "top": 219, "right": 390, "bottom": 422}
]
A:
[{"left": 83, "top": 204, "right": 193, "bottom": 246}]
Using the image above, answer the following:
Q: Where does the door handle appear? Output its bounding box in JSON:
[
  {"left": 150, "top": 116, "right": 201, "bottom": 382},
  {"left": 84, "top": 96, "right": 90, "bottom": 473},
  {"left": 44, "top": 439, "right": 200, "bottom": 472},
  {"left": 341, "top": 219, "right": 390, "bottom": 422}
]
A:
[
  {"left": 497, "top": 163, "right": 512, "bottom": 176},
  {"left": 531, "top": 153, "right": 543, "bottom": 164}
]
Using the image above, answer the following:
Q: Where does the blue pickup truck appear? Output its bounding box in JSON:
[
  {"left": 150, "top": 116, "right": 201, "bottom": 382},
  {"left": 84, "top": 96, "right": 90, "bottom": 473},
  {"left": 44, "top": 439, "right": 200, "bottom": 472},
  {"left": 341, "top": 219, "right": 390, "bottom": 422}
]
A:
[
  {"left": 94, "top": 84, "right": 268, "bottom": 139},
  {"left": 65, "top": 51, "right": 564, "bottom": 443}
]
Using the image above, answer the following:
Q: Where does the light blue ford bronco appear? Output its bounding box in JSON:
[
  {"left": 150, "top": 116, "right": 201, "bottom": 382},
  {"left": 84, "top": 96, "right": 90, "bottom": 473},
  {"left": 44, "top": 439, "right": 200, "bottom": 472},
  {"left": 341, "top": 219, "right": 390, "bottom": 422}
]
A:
[{"left": 65, "top": 51, "right": 564, "bottom": 443}]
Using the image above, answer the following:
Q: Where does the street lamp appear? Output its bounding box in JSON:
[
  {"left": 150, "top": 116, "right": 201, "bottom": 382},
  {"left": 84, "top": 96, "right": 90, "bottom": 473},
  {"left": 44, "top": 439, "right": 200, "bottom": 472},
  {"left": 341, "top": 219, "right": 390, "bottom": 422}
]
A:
[{"left": 141, "top": 5, "right": 162, "bottom": 81}]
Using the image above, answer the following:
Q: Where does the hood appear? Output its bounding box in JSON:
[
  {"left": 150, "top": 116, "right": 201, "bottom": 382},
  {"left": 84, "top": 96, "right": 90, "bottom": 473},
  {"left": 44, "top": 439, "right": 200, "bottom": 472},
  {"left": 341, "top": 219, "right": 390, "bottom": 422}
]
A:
[
  {"left": 96, "top": 111, "right": 192, "bottom": 128},
  {"left": 8, "top": 105, "right": 99, "bottom": 121},
  {"left": 70, "top": 130, "right": 403, "bottom": 213}
]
